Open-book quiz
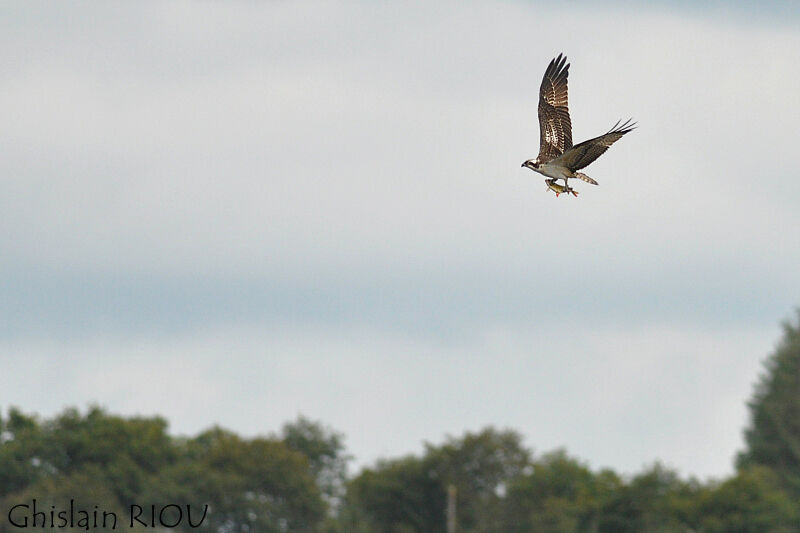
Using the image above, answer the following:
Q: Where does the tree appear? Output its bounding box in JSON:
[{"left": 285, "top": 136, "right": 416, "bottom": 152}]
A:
[
  {"left": 141, "top": 427, "right": 326, "bottom": 533},
  {"left": 345, "top": 428, "right": 530, "bottom": 533},
  {"left": 0, "top": 407, "right": 174, "bottom": 533},
  {"left": 695, "top": 466, "right": 798, "bottom": 533},
  {"left": 0, "top": 408, "right": 47, "bottom": 494},
  {"left": 42, "top": 406, "right": 175, "bottom": 502},
  {"left": 0, "top": 406, "right": 174, "bottom": 504},
  {"left": 597, "top": 463, "right": 700, "bottom": 533},
  {"left": 496, "top": 449, "right": 613, "bottom": 533},
  {"left": 738, "top": 309, "right": 800, "bottom": 495},
  {"left": 0, "top": 466, "right": 130, "bottom": 532},
  {"left": 0, "top": 407, "right": 327, "bottom": 533},
  {"left": 282, "top": 415, "right": 351, "bottom": 514},
  {"left": 426, "top": 428, "right": 531, "bottom": 533},
  {"left": 347, "top": 455, "right": 446, "bottom": 533}
]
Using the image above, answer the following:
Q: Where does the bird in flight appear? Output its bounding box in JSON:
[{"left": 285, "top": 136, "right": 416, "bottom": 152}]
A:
[{"left": 521, "top": 53, "right": 635, "bottom": 196}]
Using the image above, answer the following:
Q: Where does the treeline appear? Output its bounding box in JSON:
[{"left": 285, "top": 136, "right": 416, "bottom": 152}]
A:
[{"left": 1, "top": 313, "right": 799, "bottom": 532}]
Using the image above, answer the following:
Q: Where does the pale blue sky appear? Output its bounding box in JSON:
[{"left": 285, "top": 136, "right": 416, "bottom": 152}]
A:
[{"left": 2, "top": 0, "right": 799, "bottom": 479}]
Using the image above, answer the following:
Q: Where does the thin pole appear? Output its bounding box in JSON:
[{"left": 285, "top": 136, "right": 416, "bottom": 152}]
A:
[{"left": 446, "top": 484, "right": 456, "bottom": 533}]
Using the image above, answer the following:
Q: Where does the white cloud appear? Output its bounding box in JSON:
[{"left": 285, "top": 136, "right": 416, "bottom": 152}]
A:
[{"left": 1, "top": 2, "right": 798, "bottom": 279}]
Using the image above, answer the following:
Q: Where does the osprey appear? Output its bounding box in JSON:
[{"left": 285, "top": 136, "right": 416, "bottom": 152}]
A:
[{"left": 522, "top": 53, "right": 635, "bottom": 195}]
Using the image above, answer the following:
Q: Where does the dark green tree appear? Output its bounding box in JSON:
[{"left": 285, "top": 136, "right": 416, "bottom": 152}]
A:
[
  {"left": 282, "top": 415, "right": 351, "bottom": 513},
  {"left": 496, "top": 449, "right": 614, "bottom": 533},
  {"left": 695, "top": 466, "right": 798, "bottom": 533},
  {"left": 141, "top": 426, "right": 326, "bottom": 533},
  {"left": 0, "top": 408, "right": 327, "bottom": 533},
  {"left": 0, "top": 407, "right": 174, "bottom": 533},
  {"left": 596, "top": 463, "right": 700, "bottom": 533},
  {"left": 0, "top": 408, "right": 47, "bottom": 494},
  {"left": 345, "top": 428, "right": 530, "bottom": 533},
  {"left": 427, "top": 428, "right": 530, "bottom": 533},
  {"left": 738, "top": 310, "right": 800, "bottom": 495},
  {"left": 43, "top": 406, "right": 175, "bottom": 502},
  {"left": 0, "top": 466, "right": 129, "bottom": 532},
  {"left": 347, "top": 455, "right": 446, "bottom": 533},
  {"left": 0, "top": 406, "right": 174, "bottom": 504}
]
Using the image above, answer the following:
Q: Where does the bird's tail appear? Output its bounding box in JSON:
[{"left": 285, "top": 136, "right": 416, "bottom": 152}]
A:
[{"left": 574, "top": 172, "right": 598, "bottom": 185}]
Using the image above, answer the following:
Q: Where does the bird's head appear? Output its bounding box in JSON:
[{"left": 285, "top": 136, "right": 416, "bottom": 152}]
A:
[{"left": 521, "top": 159, "right": 539, "bottom": 170}]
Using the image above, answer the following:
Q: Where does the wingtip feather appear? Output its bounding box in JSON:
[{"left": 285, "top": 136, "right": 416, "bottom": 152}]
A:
[{"left": 608, "top": 118, "right": 637, "bottom": 135}]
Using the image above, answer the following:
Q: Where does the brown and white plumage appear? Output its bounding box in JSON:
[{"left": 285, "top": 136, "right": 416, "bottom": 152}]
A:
[
  {"left": 549, "top": 119, "right": 636, "bottom": 172},
  {"left": 522, "top": 53, "right": 636, "bottom": 194},
  {"left": 538, "top": 53, "right": 573, "bottom": 161}
]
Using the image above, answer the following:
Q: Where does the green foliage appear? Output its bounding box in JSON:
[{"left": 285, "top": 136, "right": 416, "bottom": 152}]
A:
[
  {"left": 8, "top": 407, "right": 796, "bottom": 533},
  {"left": 0, "top": 406, "right": 174, "bottom": 506},
  {"left": 427, "top": 428, "right": 531, "bottom": 533},
  {"left": 282, "top": 415, "right": 351, "bottom": 513},
  {"left": 347, "top": 455, "right": 446, "bottom": 533},
  {"left": 44, "top": 406, "right": 175, "bottom": 502},
  {"left": 0, "top": 408, "right": 47, "bottom": 494},
  {"left": 141, "top": 427, "right": 324, "bottom": 533},
  {"left": 0, "top": 466, "right": 131, "bottom": 532},
  {"left": 695, "top": 466, "right": 799, "bottom": 533},
  {"left": 0, "top": 408, "right": 327, "bottom": 533},
  {"left": 739, "top": 309, "right": 800, "bottom": 496},
  {"left": 345, "top": 428, "right": 531, "bottom": 533},
  {"left": 497, "top": 450, "right": 605, "bottom": 533},
  {"left": 596, "top": 463, "right": 701, "bottom": 533}
]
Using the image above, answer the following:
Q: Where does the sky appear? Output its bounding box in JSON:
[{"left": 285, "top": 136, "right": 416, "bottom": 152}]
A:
[{"left": 2, "top": 0, "right": 800, "bottom": 481}]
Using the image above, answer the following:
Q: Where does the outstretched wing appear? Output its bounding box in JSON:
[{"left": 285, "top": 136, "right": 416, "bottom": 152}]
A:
[
  {"left": 552, "top": 119, "right": 636, "bottom": 171},
  {"left": 537, "top": 53, "right": 573, "bottom": 162}
]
